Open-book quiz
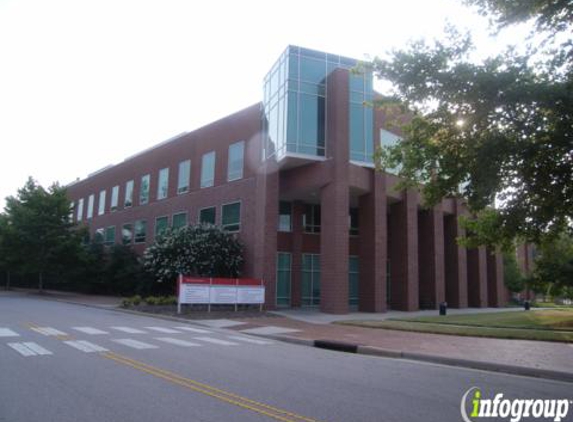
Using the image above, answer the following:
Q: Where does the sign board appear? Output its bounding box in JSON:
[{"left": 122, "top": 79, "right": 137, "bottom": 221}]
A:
[{"left": 177, "top": 276, "right": 265, "bottom": 311}]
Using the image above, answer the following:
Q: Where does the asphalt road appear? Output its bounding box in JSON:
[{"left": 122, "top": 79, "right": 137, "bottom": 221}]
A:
[{"left": 0, "top": 293, "right": 571, "bottom": 422}]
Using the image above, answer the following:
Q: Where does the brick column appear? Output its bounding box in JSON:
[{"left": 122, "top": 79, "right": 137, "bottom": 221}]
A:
[
  {"left": 320, "top": 68, "right": 350, "bottom": 314},
  {"left": 467, "top": 246, "right": 488, "bottom": 307},
  {"left": 417, "top": 204, "right": 445, "bottom": 309},
  {"left": 388, "top": 189, "right": 419, "bottom": 311},
  {"left": 254, "top": 161, "right": 279, "bottom": 310},
  {"left": 358, "top": 171, "right": 387, "bottom": 312},
  {"left": 290, "top": 201, "right": 304, "bottom": 307},
  {"left": 443, "top": 200, "right": 468, "bottom": 308},
  {"left": 487, "top": 249, "right": 505, "bottom": 307}
]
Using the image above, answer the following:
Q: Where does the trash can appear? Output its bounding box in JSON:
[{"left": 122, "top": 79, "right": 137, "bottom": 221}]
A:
[
  {"left": 524, "top": 300, "right": 530, "bottom": 311},
  {"left": 439, "top": 302, "right": 447, "bottom": 316}
]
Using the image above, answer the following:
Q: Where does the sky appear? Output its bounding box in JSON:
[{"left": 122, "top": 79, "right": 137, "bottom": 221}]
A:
[{"left": 0, "top": 0, "right": 529, "bottom": 211}]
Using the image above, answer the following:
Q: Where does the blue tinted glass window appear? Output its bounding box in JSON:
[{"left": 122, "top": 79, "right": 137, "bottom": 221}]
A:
[
  {"left": 300, "top": 93, "right": 319, "bottom": 145},
  {"left": 300, "top": 57, "right": 326, "bottom": 84},
  {"left": 288, "top": 54, "right": 298, "bottom": 80}
]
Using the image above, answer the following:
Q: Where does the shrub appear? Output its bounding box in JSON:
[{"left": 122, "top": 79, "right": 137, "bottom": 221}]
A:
[{"left": 143, "top": 224, "right": 243, "bottom": 284}]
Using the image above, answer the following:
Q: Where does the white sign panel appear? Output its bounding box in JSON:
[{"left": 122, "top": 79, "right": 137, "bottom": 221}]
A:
[
  {"left": 209, "top": 286, "right": 238, "bottom": 304},
  {"left": 237, "top": 287, "right": 265, "bottom": 304},
  {"left": 179, "top": 284, "right": 210, "bottom": 304}
]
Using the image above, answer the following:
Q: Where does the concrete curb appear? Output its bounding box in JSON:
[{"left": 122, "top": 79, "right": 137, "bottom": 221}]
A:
[{"left": 270, "top": 336, "right": 573, "bottom": 384}]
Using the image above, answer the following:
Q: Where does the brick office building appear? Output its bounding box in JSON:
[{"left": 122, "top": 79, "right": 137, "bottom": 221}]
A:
[{"left": 67, "top": 45, "right": 505, "bottom": 314}]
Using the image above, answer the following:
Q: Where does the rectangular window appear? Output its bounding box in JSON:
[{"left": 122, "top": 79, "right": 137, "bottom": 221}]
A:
[
  {"left": 140, "top": 174, "right": 150, "bottom": 205},
  {"left": 349, "top": 208, "right": 359, "bottom": 236},
  {"left": 134, "top": 220, "right": 147, "bottom": 243},
  {"left": 221, "top": 202, "right": 241, "bottom": 232},
  {"left": 122, "top": 223, "right": 133, "bottom": 245},
  {"left": 94, "top": 228, "right": 104, "bottom": 243},
  {"left": 303, "top": 204, "right": 321, "bottom": 233},
  {"left": 98, "top": 190, "right": 106, "bottom": 216},
  {"left": 349, "top": 256, "right": 359, "bottom": 306},
  {"left": 199, "top": 207, "right": 216, "bottom": 225},
  {"left": 172, "top": 212, "right": 187, "bottom": 230},
  {"left": 278, "top": 201, "right": 292, "bottom": 232},
  {"left": 227, "top": 141, "right": 244, "bottom": 181},
  {"left": 276, "top": 253, "right": 292, "bottom": 306},
  {"left": 124, "top": 180, "right": 134, "bottom": 208},
  {"left": 157, "top": 167, "right": 169, "bottom": 200},
  {"left": 177, "top": 160, "right": 191, "bottom": 194},
  {"left": 76, "top": 198, "right": 84, "bottom": 222},
  {"left": 155, "top": 216, "right": 169, "bottom": 238},
  {"left": 200, "top": 151, "right": 215, "bottom": 188},
  {"left": 104, "top": 226, "right": 116, "bottom": 245},
  {"left": 87, "top": 194, "right": 94, "bottom": 219},
  {"left": 302, "top": 254, "right": 321, "bottom": 306},
  {"left": 111, "top": 185, "right": 119, "bottom": 212}
]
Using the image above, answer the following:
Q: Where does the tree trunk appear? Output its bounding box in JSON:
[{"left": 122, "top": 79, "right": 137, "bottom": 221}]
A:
[{"left": 38, "top": 272, "right": 43, "bottom": 292}]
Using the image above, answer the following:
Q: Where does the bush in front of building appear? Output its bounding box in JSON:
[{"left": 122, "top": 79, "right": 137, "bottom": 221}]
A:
[{"left": 142, "top": 224, "right": 243, "bottom": 285}]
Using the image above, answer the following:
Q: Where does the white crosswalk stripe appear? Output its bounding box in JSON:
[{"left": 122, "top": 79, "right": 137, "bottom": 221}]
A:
[
  {"left": 144, "top": 327, "right": 182, "bottom": 334},
  {"left": 72, "top": 327, "right": 109, "bottom": 335},
  {"left": 0, "top": 328, "right": 19, "bottom": 337},
  {"left": 113, "top": 339, "right": 158, "bottom": 350},
  {"left": 227, "top": 335, "right": 274, "bottom": 345},
  {"left": 64, "top": 340, "right": 109, "bottom": 353},
  {"left": 154, "top": 337, "right": 201, "bottom": 347},
  {"left": 8, "top": 342, "right": 52, "bottom": 357},
  {"left": 193, "top": 337, "right": 239, "bottom": 346},
  {"left": 174, "top": 326, "right": 211, "bottom": 334},
  {"left": 30, "top": 327, "right": 67, "bottom": 336},
  {"left": 110, "top": 327, "right": 146, "bottom": 334}
]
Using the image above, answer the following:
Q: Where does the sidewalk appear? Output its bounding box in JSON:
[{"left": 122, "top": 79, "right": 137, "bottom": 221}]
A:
[
  {"left": 229, "top": 314, "right": 573, "bottom": 382},
  {"left": 7, "top": 289, "right": 572, "bottom": 382}
]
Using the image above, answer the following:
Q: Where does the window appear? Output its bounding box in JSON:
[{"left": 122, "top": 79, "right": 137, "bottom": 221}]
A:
[
  {"left": 302, "top": 254, "right": 321, "bottom": 306},
  {"left": 134, "top": 220, "right": 147, "bottom": 243},
  {"left": 276, "top": 253, "right": 292, "bottom": 306},
  {"left": 227, "top": 141, "right": 244, "bottom": 181},
  {"left": 349, "top": 256, "right": 359, "bottom": 306},
  {"left": 124, "top": 180, "right": 134, "bottom": 208},
  {"left": 98, "top": 190, "right": 106, "bottom": 216},
  {"left": 199, "top": 207, "right": 216, "bottom": 225},
  {"left": 221, "top": 202, "right": 241, "bottom": 232},
  {"left": 380, "top": 129, "right": 402, "bottom": 174},
  {"left": 278, "top": 201, "right": 292, "bottom": 232},
  {"left": 172, "top": 212, "right": 187, "bottom": 230},
  {"left": 177, "top": 160, "right": 191, "bottom": 194},
  {"left": 111, "top": 186, "right": 119, "bottom": 212},
  {"left": 122, "top": 224, "right": 133, "bottom": 245},
  {"left": 94, "top": 228, "right": 104, "bottom": 243},
  {"left": 157, "top": 167, "right": 169, "bottom": 200},
  {"left": 349, "top": 208, "right": 359, "bottom": 236},
  {"left": 200, "top": 151, "right": 215, "bottom": 188},
  {"left": 140, "top": 174, "right": 150, "bottom": 205},
  {"left": 155, "top": 216, "right": 169, "bottom": 238},
  {"left": 76, "top": 198, "right": 84, "bottom": 222},
  {"left": 303, "top": 204, "right": 321, "bottom": 233},
  {"left": 104, "top": 226, "right": 116, "bottom": 245},
  {"left": 87, "top": 194, "right": 94, "bottom": 219}
]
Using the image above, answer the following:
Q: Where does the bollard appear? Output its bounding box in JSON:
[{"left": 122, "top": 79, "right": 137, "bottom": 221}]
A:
[
  {"left": 524, "top": 300, "right": 530, "bottom": 311},
  {"left": 439, "top": 302, "right": 447, "bottom": 316}
]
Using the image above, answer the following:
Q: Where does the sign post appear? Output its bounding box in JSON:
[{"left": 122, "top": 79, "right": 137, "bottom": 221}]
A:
[{"left": 177, "top": 273, "right": 182, "bottom": 315}]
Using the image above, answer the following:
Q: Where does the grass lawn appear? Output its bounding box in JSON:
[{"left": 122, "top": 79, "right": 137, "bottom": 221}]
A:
[{"left": 337, "top": 309, "right": 573, "bottom": 343}]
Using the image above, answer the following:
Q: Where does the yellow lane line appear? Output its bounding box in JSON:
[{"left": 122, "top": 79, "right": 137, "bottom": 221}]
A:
[{"left": 102, "top": 352, "right": 323, "bottom": 422}]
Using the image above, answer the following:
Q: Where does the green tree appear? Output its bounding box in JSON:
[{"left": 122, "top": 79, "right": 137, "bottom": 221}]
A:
[
  {"left": 502, "top": 251, "right": 525, "bottom": 294},
  {"left": 532, "top": 233, "right": 573, "bottom": 299},
  {"left": 3, "top": 178, "right": 82, "bottom": 291},
  {"left": 143, "top": 224, "right": 243, "bottom": 284},
  {"left": 372, "top": 1, "right": 572, "bottom": 247}
]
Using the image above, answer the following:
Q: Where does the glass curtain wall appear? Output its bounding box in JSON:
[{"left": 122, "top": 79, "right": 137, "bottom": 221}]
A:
[{"left": 263, "top": 45, "right": 374, "bottom": 163}]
